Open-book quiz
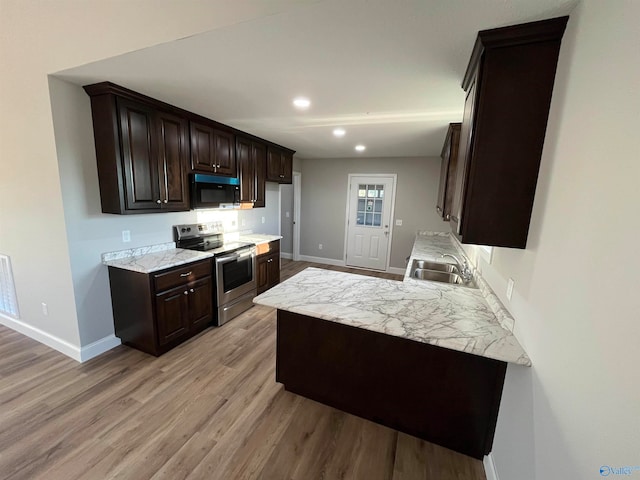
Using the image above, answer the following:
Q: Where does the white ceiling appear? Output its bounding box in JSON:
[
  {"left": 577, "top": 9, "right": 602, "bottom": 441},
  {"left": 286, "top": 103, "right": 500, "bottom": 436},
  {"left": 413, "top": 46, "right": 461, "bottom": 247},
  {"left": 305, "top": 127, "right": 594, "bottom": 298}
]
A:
[{"left": 55, "top": 0, "right": 577, "bottom": 159}]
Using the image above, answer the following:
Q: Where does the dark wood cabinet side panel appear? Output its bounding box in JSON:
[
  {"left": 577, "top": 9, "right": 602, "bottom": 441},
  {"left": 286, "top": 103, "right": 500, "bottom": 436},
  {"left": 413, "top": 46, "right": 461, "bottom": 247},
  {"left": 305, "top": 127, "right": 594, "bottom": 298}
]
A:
[
  {"left": 88, "top": 94, "right": 126, "bottom": 213},
  {"left": 276, "top": 310, "right": 507, "bottom": 459},
  {"left": 108, "top": 267, "right": 157, "bottom": 355},
  {"left": 463, "top": 40, "right": 562, "bottom": 247}
]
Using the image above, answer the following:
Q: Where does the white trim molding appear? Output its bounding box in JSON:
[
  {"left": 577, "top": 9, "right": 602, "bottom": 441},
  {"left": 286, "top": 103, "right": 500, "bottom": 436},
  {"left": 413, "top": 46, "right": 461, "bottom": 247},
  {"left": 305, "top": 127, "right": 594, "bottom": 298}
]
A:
[
  {"left": 484, "top": 454, "right": 500, "bottom": 480},
  {"left": 298, "top": 255, "right": 345, "bottom": 267},
  {"left": 80, "top": 335, "right": 121, "bottom": 362},
  {"left": 280, "top": 252, "right": 293, "bottom": 260},
  {"left": 387, "top": 266, "right": 406, "bottom": 275},
  {"left": 0, "top": 313, "right": 120, "bottom": 362}
]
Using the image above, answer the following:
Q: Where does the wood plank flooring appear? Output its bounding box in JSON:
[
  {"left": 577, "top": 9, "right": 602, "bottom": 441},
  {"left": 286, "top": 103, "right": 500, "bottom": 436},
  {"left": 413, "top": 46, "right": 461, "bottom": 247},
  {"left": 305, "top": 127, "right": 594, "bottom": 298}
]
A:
[{"left": 0, "top": 260, "right": 486, "bottom": 480}]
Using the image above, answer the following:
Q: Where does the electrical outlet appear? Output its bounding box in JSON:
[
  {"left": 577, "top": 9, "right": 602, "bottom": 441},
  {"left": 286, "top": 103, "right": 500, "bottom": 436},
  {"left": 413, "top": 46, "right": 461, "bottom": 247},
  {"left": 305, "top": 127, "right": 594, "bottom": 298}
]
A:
[
  {"left": 318, "top": 244, "right": 323, "bottom": 250},
  {"left": 395, "top": 219, "right": 403, "bottom": 226},
  {"left": 122, "top": 230, "right": 131, "bottom": 243},
  {"left": 285, "top": 211, "right": 290, "bottom": 218},
  {"left": 261, "top": 216, "right": 266, "bottom": 224},
  {"left": 41, "top": 302, "right": 48, "bottom": 316},
  {"left": 506, "top": 278, "right": 515, "bottom": 301}
]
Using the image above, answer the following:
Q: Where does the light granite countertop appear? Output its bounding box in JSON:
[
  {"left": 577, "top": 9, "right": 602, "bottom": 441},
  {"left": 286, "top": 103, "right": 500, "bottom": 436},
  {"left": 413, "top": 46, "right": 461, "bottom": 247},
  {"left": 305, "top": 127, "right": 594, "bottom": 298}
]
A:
[
  {"left": 238, "top": 234, "right": 283, "bottom": 245},
  {"left": 102, "top": 243, "right": 214, "bottom": 274},
  {"left": 254, "top": 232, "right": 530, "bottom": 366}
]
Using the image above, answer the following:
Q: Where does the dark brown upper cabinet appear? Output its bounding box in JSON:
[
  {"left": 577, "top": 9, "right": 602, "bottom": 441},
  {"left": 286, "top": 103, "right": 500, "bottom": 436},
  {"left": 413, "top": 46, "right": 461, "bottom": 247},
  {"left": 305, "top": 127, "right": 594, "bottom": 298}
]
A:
[
  {"left": 436, "top": 123, "right": 461, "bottom": 221},
  {"left": 236, "top": 136, "right": 267, "bottom": 207},
  {"left": 189, "top": 121, "right": 236, "bottom": 176},
  {"left": 84, "top": 82, "right": 295, "bottom": 213},
  {"left": 84, "top": 83, "right": 189, "bottom": 214},
  {"left": 266, "top": 146, "right": 293, "bottom": 184},
  {"left": 450, "top": 16, "right": 568, "bottom": 249}
]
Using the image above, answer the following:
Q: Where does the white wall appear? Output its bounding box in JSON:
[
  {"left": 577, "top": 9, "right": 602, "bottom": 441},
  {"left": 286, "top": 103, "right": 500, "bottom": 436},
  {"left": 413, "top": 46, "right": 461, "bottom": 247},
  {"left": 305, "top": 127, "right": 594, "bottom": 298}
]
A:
[
  {"left": 460, "top": 2, "right": 640, "bottom": 478},
  {"left": 0, "top": 1, "right": 307, "bottom": 357},
  {"left": 299, "top": 156, "right": 448, "bottom": 269}
]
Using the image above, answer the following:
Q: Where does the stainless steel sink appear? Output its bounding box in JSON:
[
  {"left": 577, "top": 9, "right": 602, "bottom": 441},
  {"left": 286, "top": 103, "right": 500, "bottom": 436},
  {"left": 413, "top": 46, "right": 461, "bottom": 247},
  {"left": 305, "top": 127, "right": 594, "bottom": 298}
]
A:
[
  {"left": 409, "top": 259, "right": 477, "bottom": 288},
  {"left": 412, "top": 259, "right": 459, "bottom": 274}
]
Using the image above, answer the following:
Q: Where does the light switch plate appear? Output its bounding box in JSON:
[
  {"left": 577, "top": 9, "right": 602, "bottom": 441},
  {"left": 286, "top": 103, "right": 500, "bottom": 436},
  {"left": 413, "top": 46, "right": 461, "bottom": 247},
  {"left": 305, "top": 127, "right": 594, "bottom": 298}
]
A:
[
  {"left": 122, "top": 230, "right": 131, "bottom": 243},
  {"left": 506, "top": 278, "right": 515, "bottom": 301},
  {"left": 395, "top": 219, "right": 403, "bottom": 226}
]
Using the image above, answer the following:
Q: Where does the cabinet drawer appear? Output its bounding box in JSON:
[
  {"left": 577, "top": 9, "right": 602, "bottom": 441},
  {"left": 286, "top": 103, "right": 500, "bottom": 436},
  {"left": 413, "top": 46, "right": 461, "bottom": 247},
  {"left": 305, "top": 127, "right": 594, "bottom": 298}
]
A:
[
  {"left": 153, "top": 260, "right": 211, "bottom": 292},
  {"left": 256, "top": 240, "right": 280, "bottom": 256}
]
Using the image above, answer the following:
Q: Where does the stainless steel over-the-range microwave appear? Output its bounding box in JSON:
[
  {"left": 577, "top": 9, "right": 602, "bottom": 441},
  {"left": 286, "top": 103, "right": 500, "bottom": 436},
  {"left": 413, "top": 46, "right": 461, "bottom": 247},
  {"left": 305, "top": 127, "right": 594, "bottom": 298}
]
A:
[{"left": 190, "top": 174, "right": 240, "bottom": 210}]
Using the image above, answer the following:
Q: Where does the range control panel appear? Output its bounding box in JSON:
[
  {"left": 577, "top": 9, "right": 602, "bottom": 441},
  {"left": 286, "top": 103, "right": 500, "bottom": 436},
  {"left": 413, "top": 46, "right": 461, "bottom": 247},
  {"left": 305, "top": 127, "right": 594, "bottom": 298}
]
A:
[{"left": 174, "top": 222, "right": 223, "bottom": 240}]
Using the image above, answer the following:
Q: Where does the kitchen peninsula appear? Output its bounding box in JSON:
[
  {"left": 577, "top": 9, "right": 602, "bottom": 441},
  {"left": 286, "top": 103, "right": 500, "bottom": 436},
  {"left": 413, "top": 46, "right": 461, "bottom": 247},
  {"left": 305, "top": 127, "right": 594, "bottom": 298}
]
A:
[{"left": 254, "top": 232, "right": 529, "bottom": 459}]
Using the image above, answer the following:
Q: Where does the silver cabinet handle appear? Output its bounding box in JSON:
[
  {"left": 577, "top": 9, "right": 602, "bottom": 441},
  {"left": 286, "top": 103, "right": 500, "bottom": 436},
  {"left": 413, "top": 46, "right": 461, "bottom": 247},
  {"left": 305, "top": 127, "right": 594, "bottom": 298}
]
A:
[
  {"left": 190, "top": 288, "right": 194, "bottom": 293},
  {"left": 163, "top": 199, "right": 168, "bottom": 203},
  {"left": 180, "top": 271, "right": 192, "bottom": 277},
  {"left": 156, "top": 199, "right": 161, "bottom": 204},
  {"left": 183, "top": 291, "right": 188, "bottom": 295}
]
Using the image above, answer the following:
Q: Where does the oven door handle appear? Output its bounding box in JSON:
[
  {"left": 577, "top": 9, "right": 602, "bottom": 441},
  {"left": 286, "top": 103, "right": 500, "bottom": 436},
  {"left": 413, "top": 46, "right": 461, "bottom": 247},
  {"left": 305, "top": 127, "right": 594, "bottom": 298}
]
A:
[{"left": 216, "top": 254, "right": 240, "bottom": 266}]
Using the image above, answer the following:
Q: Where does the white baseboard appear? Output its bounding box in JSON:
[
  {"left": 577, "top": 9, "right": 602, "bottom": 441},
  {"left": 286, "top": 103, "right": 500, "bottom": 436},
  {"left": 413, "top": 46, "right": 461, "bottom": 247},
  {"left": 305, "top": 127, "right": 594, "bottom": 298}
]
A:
[
  {"left": 297, "top": 256, "right": 406, "bottom": 275},
  {"left": 280, "top": 252, "right": 293, "bottom": 260},
  {"left": 298, "top": 255, "right": 345, "bottom": 267},
  {"left": 80, "top": 334, "right": 121, "bottom": 362},
  {"left": 0, "top": 313, "right": 120, "bottom": 363},
  {"left": 387, "top": 266, "right": 406, "bottom": 275},
  {"left": 484, "top": 454, "right": 499, "bottom": 480}
]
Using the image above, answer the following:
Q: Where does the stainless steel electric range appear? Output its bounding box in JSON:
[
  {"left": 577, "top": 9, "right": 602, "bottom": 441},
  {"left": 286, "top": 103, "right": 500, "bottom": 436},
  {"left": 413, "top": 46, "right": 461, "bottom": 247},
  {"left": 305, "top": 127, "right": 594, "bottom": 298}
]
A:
[{"left": 174, "top": 222, "right": 256, "bottom": 326}]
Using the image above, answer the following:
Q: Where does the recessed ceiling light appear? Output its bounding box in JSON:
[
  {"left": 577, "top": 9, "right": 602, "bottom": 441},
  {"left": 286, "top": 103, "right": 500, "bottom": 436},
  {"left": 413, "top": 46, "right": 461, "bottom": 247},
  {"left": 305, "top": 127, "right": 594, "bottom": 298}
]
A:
[
  {"left": 333, "top": 128, "right": 346, "bottom": 137},
  {"left": 293, "top": 97, "right": 311, "bottom": 109},
  {"left": 355, "top": 145, "right": 366, "bottom": 152}
]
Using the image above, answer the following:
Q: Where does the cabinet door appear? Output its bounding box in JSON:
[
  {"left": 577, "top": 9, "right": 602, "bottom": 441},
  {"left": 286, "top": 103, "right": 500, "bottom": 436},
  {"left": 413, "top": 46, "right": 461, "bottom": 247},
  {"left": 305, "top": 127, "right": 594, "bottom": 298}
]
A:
[
  {"left": 214, "top": 129, "right": 236, "bottom": 176},
  {"left": 253, "top": 141, "right": 267, "bottom": 207},
  {"left": 117, "top": 98, "right": 161, "bottom": 210},
  {"left": 236, "top": 136, "right": 254, "bottom": 203},
  {"left": 256, "top": 255, "right": 269, "bottom": 294},
  {"left": 156, "top": 111, "right": 189, "bottom": 211},
  {"left": 155, "top": 285, "right": 190, "bottom": 345},
  {"left": 190, "top": 121, "right": 216, "bottom": 173},
  {"left": 281, "top": 151, "right": 293, "bottom": 184},
  {"left": 267, "top": 253, "right": 280, "bottom": 289},
  {"left": 188, "top": 276, "right": 212, "bottom": 329},
  {"left": 450, "top": 72, "right": 478, "bottom": 236},
  {"left": 266, "top": 146, "right": 282, "bottom": 182}
]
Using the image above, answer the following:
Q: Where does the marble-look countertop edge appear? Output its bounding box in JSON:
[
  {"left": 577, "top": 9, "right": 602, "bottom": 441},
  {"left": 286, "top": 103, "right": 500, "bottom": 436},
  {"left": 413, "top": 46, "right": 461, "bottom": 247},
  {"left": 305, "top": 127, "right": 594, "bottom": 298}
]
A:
[
  {"left": 238, "top": 234, "right": 283, "bottom": 245},
  {"left": 102, "top": 247, "right": 214, "bottom": 274}
]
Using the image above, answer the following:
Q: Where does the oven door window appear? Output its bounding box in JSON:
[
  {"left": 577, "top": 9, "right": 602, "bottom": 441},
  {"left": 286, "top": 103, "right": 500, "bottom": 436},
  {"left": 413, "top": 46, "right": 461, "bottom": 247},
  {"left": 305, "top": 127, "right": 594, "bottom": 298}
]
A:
[{"left": 221, "top": 255, "right": 253, "bottom": 291}]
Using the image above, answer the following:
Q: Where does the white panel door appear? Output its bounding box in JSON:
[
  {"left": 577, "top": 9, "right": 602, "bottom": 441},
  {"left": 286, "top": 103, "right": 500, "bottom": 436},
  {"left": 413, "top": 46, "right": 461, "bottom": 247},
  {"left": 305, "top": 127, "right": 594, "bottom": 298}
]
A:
[{"left": 345, "top": 176, "right": 395, "bottom": 270}]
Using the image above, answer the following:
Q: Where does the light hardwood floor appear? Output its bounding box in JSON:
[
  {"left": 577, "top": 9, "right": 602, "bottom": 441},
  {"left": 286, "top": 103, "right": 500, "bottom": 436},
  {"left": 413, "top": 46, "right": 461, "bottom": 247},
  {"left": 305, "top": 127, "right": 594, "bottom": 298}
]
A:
[{"left": 0, "top": 260, "right": 486, "bottom": 480}]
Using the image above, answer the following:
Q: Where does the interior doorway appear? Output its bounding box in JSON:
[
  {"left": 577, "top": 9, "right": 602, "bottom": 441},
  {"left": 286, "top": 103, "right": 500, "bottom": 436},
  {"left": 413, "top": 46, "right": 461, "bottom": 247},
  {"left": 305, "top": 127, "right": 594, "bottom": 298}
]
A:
[
  {"left": 279, "top": 171, "right": 301, "bottom": 261},
  {"left": 344, "top": 174, "right": 396, "bottom": 271}
]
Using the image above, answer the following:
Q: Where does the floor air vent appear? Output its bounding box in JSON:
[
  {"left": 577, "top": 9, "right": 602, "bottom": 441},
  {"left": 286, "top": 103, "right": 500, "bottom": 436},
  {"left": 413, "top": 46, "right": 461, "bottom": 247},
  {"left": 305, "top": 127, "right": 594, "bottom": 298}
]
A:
[{"left": 0, "top": 254, "right": 20, "bottom": 319}]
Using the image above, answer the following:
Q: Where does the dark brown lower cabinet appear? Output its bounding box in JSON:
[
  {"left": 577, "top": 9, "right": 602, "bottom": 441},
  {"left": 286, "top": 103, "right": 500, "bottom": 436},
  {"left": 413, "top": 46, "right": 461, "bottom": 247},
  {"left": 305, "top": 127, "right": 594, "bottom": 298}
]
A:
[
  {"left": 276, "top": 310, "right": 507, "bottom": 459},
  {"left": 256, "top": 240, "right": 280, "bottom": 294},
  {"left": 109, "top": 259, "right": 213, "bottom": 356}
]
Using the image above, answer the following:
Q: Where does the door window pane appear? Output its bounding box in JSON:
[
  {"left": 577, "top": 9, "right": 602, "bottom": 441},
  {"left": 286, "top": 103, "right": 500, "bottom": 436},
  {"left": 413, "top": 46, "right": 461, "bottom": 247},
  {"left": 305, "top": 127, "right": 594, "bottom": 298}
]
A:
[{"left": 356, "top": 183, "right": 385, "bottom": 227}]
